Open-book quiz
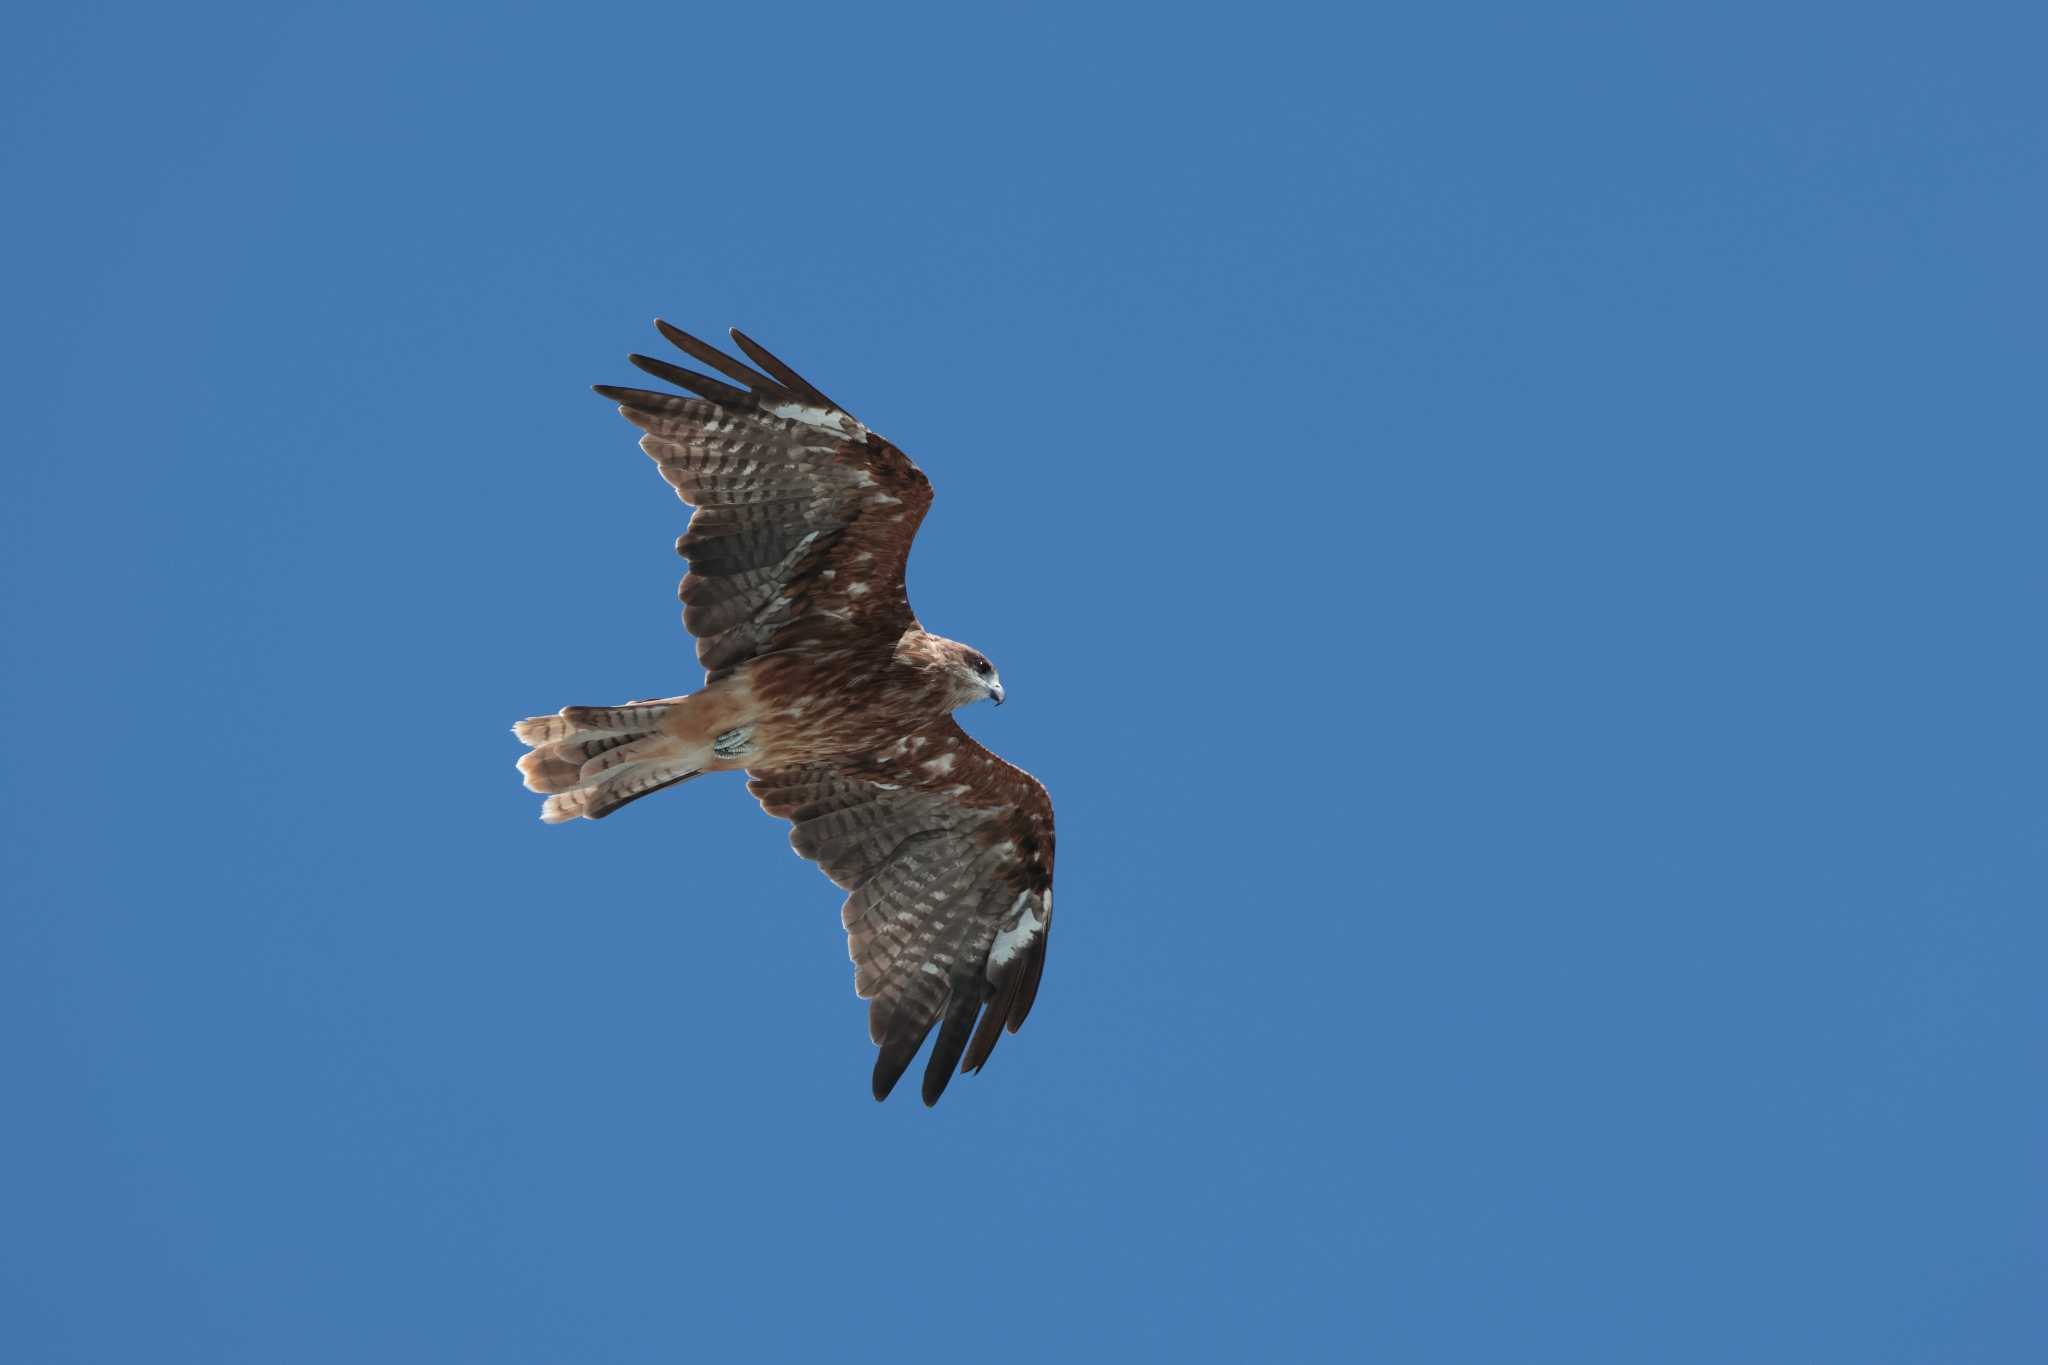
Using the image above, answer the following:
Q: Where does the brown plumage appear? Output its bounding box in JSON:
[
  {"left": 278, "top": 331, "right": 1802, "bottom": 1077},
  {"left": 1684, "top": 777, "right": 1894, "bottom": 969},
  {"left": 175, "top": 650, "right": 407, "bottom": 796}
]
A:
[{"left": 514, "top": 323, "right": 1054, "bottom": 1105}]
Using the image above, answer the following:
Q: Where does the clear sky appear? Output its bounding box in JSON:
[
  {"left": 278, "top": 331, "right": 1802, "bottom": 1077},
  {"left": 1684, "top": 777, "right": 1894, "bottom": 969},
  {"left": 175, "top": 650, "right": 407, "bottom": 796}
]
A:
[{"left": 4, "top": 4, "right": 2043, "bottom": 1361}]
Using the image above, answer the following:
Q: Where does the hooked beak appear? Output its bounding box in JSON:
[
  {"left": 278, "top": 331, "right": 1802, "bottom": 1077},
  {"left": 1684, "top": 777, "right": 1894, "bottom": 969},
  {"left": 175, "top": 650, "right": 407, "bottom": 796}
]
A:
[{"left": 989, "top": 681, "right": 1005, "bottom": 706}]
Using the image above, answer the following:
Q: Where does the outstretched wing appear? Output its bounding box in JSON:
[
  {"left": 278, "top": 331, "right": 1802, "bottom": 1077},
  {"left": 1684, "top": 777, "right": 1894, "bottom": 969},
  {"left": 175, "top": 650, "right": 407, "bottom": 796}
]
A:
[
  {"left": 595, "top": 323, "right": 933, "bottom": 678},
  {"left": 749, "top": 718, "right": 1055, "bottom": 1106}
]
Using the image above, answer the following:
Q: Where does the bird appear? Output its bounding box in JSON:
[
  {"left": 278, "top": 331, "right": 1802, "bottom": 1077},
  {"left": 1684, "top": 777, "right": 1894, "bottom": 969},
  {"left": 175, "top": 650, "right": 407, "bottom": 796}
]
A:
[{"left": 513, "top": 321, "right": 1054, "bottom": 1106}]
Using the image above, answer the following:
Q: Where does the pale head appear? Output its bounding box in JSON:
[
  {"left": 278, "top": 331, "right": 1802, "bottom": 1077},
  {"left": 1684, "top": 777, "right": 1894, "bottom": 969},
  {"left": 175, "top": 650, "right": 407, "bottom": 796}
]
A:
[{"left": 901, "top": 630, "right": 1005, "bottom": 710}]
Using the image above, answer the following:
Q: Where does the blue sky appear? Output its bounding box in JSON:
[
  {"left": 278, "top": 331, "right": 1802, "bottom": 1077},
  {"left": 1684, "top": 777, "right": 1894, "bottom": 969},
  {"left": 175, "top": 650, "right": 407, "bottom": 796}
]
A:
[{"left": 4, "top": 3, "right": 2043, "bottom": 1361}]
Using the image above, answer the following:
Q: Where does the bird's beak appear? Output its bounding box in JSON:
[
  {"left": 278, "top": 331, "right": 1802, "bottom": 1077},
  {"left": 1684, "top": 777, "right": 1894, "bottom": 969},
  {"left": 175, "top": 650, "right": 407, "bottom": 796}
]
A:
[{"left": 990, "top": 681, "right": 1005, "bottom": 706}]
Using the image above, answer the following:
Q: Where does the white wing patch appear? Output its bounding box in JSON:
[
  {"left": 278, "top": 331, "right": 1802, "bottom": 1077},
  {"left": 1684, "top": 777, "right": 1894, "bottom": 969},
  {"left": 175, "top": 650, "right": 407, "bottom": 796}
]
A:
[
  {"left": 767, "top": 402, "right": 849, "bottom": 430},
  {"left": 989, "top": 892, "right": 1043, "bottom": 969}
]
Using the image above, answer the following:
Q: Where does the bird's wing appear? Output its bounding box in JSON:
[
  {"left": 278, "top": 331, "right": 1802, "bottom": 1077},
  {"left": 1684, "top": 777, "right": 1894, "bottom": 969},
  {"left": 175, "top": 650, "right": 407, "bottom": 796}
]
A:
[
  {"left": 749, "top": 717, "right": 1055, "bottom": 1105},
  {"left": 595, "top": 323, "right": 933, "bottom": 678}
]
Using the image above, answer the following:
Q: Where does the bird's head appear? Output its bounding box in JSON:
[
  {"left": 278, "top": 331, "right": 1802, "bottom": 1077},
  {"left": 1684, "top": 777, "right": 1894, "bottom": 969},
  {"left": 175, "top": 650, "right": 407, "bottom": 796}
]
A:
[{"left": 933, "top": 638, "right": 1005, "bottom": 710}]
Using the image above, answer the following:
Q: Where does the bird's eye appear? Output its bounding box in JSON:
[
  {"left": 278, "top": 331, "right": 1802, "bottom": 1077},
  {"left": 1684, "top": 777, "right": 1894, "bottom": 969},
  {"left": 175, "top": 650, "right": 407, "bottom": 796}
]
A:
[{"left": 972, "top": 658, "right": 990, "bottom": 675}]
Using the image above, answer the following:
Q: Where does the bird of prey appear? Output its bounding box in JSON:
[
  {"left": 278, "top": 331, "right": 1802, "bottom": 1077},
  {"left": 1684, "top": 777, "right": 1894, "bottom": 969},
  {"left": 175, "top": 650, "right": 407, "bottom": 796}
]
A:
[{"left": 513, "top": 322, "right": 1054, "bottom": 1106}]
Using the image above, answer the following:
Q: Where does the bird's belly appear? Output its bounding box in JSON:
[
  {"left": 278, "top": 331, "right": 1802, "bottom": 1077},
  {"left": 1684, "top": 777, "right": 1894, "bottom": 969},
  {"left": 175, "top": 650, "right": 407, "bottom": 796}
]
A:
[
  {"left": 745, "top": 701, "right": 908, "bottom": 768},
  {"left": 730, "top": 649, "right": 942, "bottom": 768}
]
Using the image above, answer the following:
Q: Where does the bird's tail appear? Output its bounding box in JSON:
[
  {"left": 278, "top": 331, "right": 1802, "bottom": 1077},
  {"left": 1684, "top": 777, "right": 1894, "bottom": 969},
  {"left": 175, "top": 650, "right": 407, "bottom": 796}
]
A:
[{"left": 513, "top": 700, "right": 706, "bottom": 822}]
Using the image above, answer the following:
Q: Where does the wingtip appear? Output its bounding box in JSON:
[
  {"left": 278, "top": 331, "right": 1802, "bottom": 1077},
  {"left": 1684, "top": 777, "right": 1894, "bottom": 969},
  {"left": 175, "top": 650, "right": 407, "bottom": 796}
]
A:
[
  {"left": 725, "top": 327, "right": 843, "bottom": 412},
  {"left": 626, "top": 352, "right": 749, "bottom": 403},
  {"left": 726, "top": 326, "right": 775, "bottom": 363}
]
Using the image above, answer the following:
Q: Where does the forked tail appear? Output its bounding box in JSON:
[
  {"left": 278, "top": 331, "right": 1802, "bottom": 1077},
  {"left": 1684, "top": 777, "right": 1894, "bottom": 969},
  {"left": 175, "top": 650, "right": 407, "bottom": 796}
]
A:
[{"left": 513, "top": 700, "right": 705, "bottom": 822}]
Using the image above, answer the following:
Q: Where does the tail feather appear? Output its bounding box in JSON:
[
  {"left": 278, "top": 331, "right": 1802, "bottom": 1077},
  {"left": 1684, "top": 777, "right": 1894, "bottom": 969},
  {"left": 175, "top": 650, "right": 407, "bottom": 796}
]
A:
[
  {"left": 577, "top": 733, "right": 682, "bottom": 782},
  {"left": 562, "top": 703, "right": 677, "bottom": 733},
  {"left": 539, "top": 763, "right": 700, "bottom": 822},
  {"left": 513, "top": 713, "right": 580, "bottom": 746},
  {"left": 517, "top": 730, "right": 636, "bottom": 792},
  {"left": 513, "top": 700, "right": 704, "bottom": 822}
]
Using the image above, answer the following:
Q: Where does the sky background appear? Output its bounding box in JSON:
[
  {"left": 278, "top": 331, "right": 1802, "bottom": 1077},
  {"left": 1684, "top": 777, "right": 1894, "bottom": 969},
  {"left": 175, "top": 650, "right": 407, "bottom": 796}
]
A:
[{"left": 3, "top": 3, "right": 2044, "bottom": 1361}]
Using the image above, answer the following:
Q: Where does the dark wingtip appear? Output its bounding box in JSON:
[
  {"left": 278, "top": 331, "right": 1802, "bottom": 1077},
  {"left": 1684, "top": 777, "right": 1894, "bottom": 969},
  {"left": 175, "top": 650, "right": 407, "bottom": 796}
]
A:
[
  {"left": 872, "top": 1005, "right": 946, "bottom": 1104},
  {"left": 965, "top": 946, "right": 1030, "bottom": 1074},
  {"left": 655, "top": 319, "right": 783, "bottom": 393},
  {"left": 627, "top": 353, "right": 750, "bottom": 404},
  {"left": 920, "top": 995, "right": 981, "bottom": 1106},
  {"left": 727, "top": 327, "right": 843, "bottom": 412},
  {"left": 1010, "top": 928, "right": 1049, "bottom": 1032},
  {"left": 871, "top": 1031, "right": 918, "bottom": 1101}
]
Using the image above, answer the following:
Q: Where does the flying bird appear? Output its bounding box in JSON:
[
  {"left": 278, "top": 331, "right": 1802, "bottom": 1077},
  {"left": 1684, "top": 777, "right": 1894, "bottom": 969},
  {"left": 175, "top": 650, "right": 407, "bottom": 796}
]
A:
[{"left": 513, "top": 322, "right": 1054, "bottom": 1106}]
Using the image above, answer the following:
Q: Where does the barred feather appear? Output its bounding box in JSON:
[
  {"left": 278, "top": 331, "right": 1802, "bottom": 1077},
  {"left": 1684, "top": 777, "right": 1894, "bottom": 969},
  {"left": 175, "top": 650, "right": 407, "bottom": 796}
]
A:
[
  {"left": 515, "top": 701, "right": 704, "bottom": 821},
  {"left": 595, "top": 323, "right": 930, "bottom": 676},
  {"left": 750, "top": 717, "right": 1055, "bottom": 1105}
]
